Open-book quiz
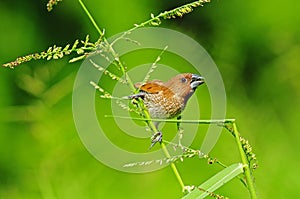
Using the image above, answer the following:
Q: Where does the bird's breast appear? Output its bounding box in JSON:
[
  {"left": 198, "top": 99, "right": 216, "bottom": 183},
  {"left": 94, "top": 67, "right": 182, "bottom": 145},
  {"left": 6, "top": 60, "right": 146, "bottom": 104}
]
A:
[{"left": 143, "top": 92, "right": 185, "bottom": 119}]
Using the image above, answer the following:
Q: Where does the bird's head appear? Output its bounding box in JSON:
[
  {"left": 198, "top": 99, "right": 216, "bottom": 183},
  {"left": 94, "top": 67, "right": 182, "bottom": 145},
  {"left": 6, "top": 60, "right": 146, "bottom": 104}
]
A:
[{"left": 165, "top": 73, "right": 205, "bottom": 100}]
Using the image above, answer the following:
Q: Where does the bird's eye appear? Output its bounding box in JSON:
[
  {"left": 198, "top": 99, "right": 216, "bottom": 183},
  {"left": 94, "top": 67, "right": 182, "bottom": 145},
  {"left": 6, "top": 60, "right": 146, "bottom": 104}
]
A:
[{"left": 181, "top": 78, "right": 187, "bottom": 83}]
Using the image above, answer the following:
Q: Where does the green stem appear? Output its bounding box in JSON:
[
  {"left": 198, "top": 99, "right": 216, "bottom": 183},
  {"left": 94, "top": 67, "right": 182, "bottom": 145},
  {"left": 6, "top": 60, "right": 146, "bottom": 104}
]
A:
[
  {"left": 78, "top": 0, "right": 135, "bottom": 91},
  {"left": 78, "top": 0, "right": 103, "bottom": 36},
  {"left": 232, "top": 122, "right": 257, "bottom": 199},
  {"left": 139, "top": 104, "right": 186, "bottom": 191},
  {"left": 161, "top": 142, "right": 185, "bottom": 191},
  {"left": 78, "top": 0, "right": 185, "bottom": 191},
  {"left": 105, "top": 115, "right": 235, "bottom": 124}
]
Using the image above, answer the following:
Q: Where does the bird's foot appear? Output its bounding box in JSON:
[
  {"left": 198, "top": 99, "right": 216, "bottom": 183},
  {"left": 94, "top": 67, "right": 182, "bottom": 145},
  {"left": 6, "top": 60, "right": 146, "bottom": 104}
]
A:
[{"left": 149, "top": 131, "right": 163, "bottom": 150}]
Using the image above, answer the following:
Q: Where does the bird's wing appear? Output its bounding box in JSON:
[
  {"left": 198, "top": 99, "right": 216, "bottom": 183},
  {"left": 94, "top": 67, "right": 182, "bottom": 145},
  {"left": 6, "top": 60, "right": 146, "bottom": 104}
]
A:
[
  {"left": 128, "top": 80, "right": 172, "bottom": 99},
  {"left": 139, "top": 82, "right": 169, "bottom": 94},
  {"left": 134, "top": 80, "right": 164, "bottom": 89}
]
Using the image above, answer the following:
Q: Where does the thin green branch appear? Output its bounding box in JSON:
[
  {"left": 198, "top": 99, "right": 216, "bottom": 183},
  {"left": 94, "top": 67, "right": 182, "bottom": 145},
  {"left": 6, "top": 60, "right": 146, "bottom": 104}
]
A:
[
  {"left": 232, "top": 123, "right": 257, "bottom": 199},
  {"left": 163, "top": 140, "right": 228, "bottom": 168},
  {"left": 105, "top": 115, "right": 235, "bottom": 124},
  {"left": 78, "top": 0, "right": 103, "bottom": 36},
  {"left": 108, "top": 0, "right": 211, "bottom": 53},
  {"left": 2, "top": 35, "right": 97, "bottom": 68},
  {"left": 129, "top": 0, "right": 211, "bottom": 31},
  {"left": 142, "top": 45, "right": 168, "bottom": 84},
  {"left": 77, "top": 0, "right": 187, "bottom": 191},
  {"left": 162, "top": 142, "right": 186, "bottom": 191}
]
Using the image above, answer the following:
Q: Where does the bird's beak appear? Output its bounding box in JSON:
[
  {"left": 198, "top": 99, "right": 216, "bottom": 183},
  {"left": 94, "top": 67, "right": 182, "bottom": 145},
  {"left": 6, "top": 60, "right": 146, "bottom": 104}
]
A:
[{"left": 191, "top": 74, "right": 205, "bottom": 90}]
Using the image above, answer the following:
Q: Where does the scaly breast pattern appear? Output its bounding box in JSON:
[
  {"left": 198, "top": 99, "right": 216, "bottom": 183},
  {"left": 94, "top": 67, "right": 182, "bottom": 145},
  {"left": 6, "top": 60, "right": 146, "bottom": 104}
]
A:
[{"left": 144, "top": 91, "right": 185, "bottom": 119}]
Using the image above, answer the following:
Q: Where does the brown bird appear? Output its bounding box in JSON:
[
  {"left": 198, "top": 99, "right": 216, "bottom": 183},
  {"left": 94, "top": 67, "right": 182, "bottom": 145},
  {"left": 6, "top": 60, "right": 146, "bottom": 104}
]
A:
[{"left": 128, "top": 73, "right": 205, "bottom": 147}]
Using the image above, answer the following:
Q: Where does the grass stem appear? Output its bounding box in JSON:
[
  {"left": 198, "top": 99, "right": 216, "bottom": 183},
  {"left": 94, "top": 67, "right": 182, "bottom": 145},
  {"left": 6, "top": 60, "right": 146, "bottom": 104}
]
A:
[
  {"left": 232, "top": 122, "right": 257, "bottom": 199},
  {"left": 78, "top": 0, "right": 186, "bottom": 191},
  {"left": 78, "top": 0, "right": 103, "bottom": 36}
]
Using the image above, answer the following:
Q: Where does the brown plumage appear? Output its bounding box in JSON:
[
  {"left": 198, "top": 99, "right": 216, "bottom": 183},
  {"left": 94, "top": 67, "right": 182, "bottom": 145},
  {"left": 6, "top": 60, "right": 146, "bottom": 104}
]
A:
[
  {"left": 128, "top": 73, "right": 205, "bottom": 147},
  {"left": 130, "top": 73, "right": 205, "bottom": 119}
]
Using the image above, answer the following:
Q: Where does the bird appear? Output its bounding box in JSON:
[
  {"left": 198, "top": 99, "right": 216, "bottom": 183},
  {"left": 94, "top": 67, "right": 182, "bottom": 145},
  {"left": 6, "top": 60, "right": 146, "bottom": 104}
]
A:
[{"left": 128, "top": 73, "right": 205, "bottom": 147}]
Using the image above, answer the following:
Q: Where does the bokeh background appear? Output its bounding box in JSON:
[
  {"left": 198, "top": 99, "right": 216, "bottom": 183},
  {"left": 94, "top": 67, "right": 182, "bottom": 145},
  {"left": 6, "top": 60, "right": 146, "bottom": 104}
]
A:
[{"left": 1, "top": 0, "right": 300, "bottom": 198}]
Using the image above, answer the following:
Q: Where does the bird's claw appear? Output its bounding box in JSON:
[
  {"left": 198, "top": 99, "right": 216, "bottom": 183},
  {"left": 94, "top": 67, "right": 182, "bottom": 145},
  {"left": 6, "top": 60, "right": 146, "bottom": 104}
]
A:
[{"left": 149, "top": 132, "right": 163, "bottom": 149}]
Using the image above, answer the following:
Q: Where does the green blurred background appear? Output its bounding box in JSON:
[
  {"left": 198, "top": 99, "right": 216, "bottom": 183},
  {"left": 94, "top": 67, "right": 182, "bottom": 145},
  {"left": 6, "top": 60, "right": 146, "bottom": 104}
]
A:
[{"left": 1, "top": 0, "right": 300, "bottom": 198}]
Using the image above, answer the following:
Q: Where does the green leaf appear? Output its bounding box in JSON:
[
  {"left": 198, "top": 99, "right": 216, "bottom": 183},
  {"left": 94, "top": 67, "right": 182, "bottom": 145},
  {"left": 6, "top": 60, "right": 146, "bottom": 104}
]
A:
[{"left": 182, "top": 163, "right": 244, "bottom": 199}]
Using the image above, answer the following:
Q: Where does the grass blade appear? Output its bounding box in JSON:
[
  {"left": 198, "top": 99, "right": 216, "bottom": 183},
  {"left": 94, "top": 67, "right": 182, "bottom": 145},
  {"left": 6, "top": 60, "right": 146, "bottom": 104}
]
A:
[{"left": 182, "top": 163, "right": 244, "bottom": 199}]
